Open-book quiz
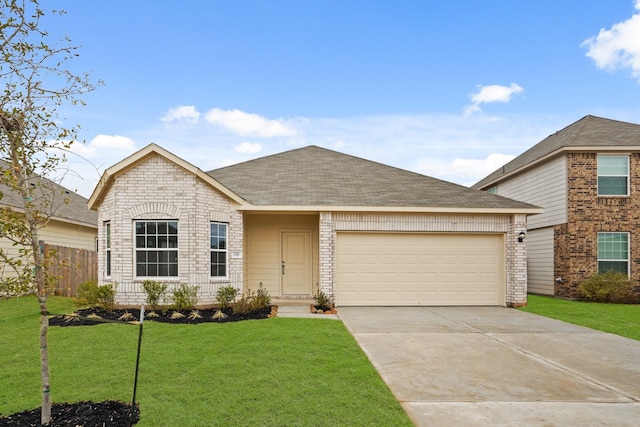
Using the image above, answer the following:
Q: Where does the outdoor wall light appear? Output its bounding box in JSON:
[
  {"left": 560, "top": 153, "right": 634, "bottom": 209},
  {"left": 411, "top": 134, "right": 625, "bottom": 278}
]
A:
[{"left": 518, "top": 231, "right": 526, "bottom": 243}]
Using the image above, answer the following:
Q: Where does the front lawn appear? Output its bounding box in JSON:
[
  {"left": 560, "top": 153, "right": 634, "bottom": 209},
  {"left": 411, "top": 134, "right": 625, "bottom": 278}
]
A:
[
  {"left": 0, "top": 296, "right": 412, "bottom": 426},
  {"left": 519, "top": 294, "right": 640, "bottom": 341}
]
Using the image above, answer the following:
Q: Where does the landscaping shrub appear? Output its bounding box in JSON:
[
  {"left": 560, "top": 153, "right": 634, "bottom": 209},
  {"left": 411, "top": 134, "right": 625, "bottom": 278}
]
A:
[
  {"left": 578, "top": 271, "right": 639, "bottom": 304},
  {"left": 251, "top": 284, "right": 271, "bottom": 311},
  {"left": 232, "top": 284, "right": 271, "bottom": 315},
  {"left": 142, "top": 280, "right": 168, "bottom": 311},
  {"left": 96, "top": 283, "right": 117, "bottom": 311},
  {"left": 172, "top": 283, "right": 199, "bottom": 311},
  {"left": 74, "top": 280, "right": 99, "bottom": 307},
  {"left": 215, "top": 285, "right": 238, "bottom": 309},
  {"left": 313, "top": 290, "right": 332, "bottom": 310},
  {"left": 75, "top": 281, "right": 117, "bottom": 310},
  {"left": 232, "top": 294, "right": 253, "bottom": 315}
]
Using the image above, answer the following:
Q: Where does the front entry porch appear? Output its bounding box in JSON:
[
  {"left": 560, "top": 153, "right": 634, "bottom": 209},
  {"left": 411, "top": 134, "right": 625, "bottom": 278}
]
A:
[{"left": 244, "top": 213, "right": 320, "bottom": 298}]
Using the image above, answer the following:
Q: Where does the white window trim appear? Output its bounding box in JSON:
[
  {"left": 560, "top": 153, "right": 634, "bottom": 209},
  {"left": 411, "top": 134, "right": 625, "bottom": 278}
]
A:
[
  {"left": 210, "top": 222, "right": 229, "bottom": 279},
  {"left": 134, "top": 220, "right": 179, "bottom": 278},
  {"left": 597, "top": 231, "right": 630, "bottom": 277},
  {"left": 597, "top": 154, "right": 630, "bottom": 197},
  {"left": 105, "top": 221, "right": 111, "bottom": 278}
]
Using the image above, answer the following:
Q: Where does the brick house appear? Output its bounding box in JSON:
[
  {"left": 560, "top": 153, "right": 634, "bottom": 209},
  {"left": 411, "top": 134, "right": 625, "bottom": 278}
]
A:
[
  {"left": 473, "top": 115, "right": 640, "bottom": 298},
  {"left": 88, "top": 144, "right": 540, "bottom": 307}
]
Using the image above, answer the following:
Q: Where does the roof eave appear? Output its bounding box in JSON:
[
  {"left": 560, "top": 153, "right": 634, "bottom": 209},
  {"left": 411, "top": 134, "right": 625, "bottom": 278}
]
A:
[{"left": 237, "top": 205, "right": 544, "bottom": 215}]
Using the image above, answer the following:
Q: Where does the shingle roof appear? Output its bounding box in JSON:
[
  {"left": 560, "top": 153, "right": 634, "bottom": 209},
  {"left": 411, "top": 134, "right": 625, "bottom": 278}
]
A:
[
  {"left": 473, "top": 115, "right": 640, "bottom": 189},
  {"left": 0, "top": 161, "right": 97, "bottom": 228},
  {"left": 207, "top": 145, "right": 537, "bottom": 210}
]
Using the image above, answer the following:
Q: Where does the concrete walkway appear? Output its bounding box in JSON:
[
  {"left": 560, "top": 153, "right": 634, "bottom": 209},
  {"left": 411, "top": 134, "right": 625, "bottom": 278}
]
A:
[{"left": 337, "top": 306, "right": 640, "bottom": 427}]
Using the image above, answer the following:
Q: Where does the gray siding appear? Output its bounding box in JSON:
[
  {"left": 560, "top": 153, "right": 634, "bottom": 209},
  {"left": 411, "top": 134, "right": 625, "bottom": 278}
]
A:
[
  {"left": 527, "top": 227, "right": 555, "bottom": 295},
  {"left": 494, "top": 155, "right": 567, "bottom": 229}
]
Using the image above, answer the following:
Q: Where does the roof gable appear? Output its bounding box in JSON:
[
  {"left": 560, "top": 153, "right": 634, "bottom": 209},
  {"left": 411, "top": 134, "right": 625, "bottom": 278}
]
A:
[
  {"left": 208, "top": 145, "right": 538, "bottom": 212},
  {"left": 474, "top": 115, "right": 640, "bottom": 189},
  {"left": 88, "top": 144, "right": 246, "bottom": 210}
]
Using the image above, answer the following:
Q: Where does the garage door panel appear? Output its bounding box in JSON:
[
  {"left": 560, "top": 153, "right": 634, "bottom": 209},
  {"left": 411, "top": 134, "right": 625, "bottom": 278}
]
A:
[{"left": 336, "top": 233, "right": 504, "bottom": 306}]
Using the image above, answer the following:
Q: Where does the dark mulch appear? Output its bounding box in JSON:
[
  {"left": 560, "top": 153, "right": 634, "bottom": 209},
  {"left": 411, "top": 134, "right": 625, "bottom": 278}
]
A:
[
  {"left": 49, "top": 305, "right": 276, "bottom": 327},
  {"left": 0, "top": 400, "right": 138, "bottom": 426}
]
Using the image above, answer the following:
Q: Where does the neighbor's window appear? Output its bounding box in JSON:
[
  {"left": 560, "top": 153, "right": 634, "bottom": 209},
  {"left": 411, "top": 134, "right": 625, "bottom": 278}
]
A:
[
  {"left": 135, "top": 221, "right": 178, "bottom": 277},
  {"left": 105, "top": 221, "right": 111, "bottom": 277},
  {"left": 487, "top": 186, "right": 497, "bottom": 194},
  {"left": 597, "top": 155, "right": 629, "bottom": 196},
  {"left": 597, "top": 232, "right": 629, "bottom": 275},
  {"left": 210, "top": 222, "right": 227, "bottom": 277}
]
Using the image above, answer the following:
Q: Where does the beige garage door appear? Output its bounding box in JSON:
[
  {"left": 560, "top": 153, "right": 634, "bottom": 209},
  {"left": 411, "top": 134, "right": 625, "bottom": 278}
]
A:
[{"left": 336, "top": 232, "right": 505, "bottom": 306}]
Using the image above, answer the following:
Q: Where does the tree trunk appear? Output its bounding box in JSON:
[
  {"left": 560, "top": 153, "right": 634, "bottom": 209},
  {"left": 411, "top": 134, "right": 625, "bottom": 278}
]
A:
[{"left": 39, "top": 295, "right": 51, "bottom": 424}]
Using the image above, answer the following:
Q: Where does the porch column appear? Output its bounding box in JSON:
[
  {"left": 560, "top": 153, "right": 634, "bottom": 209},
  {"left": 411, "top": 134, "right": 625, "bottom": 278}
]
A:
[
  {"left": 507, "top": 213, "right": 528, "bottom": 307},
  {"left": 319, "top": 212, "right": 335, "bottom": 298}
]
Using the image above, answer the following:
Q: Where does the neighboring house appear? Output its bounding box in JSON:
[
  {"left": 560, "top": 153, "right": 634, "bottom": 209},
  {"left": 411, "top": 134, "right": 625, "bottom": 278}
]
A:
[
  {"left": 0, "top": 163, "right": 98, "bottom": 283},
  {"left": 473, "top": 115, "right": 640, "bottom": 299},
  {"left": 88, "top": 144, "right": 541, "bottom": 307}
]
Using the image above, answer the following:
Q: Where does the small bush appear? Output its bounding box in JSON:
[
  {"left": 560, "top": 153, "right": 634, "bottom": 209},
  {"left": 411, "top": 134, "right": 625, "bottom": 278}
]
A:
[
  {"left": 251, "top": 284, "right": 271, "bottom": 311},
  {"left": 231, "top": 284, "right": 272, "bottom": 315},
  {"left": 172, "top": 283, "right": 199, "bottom": 311},
  {"left": 578, "top": 271, "right": 639, "bottom": 304},
  {"left": 232, "top": 294, "right": 253, "bottom": 315},
  {"left": 75, "top": 281, "right": 117, "bottom": 310},
  {"left": 216, "top": 285, "right": 238, "bottom": 309},
  {"left": 314, "top": 290, "right": 332, "bottom": 310},
  {"left": 75, "top": 280, "right": 99, "bottom": 307},
  {"left": 142, "top": 280, "right": 168, "bottom": 311},
  {"left": 96, "top": 283, "right": 117, "bottom": 311}
]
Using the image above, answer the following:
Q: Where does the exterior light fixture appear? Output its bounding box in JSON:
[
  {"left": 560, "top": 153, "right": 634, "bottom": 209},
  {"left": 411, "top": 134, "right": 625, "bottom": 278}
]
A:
[{"left": 518, "top": 231, "right": 526, "bottom": 243}]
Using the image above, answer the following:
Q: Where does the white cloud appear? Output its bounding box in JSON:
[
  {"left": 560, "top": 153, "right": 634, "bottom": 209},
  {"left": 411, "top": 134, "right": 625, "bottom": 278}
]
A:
[
  {"left": 204, "top": 108, "right": 297, "bottom": 137},
  {"left": 582, "top": 1, "right": 640, "bottom": 80},
  {"left": 235, "top": 142, "right": 262, "bottom": 154},
  {"left": 464, "top": 83, "right": 524, "bottom": 116},
  {"left": 161, "top": 105, "right": 201, "bottom": 124},
  {"left": 70, "top": 134, "right": 136, "bottom": 158}
]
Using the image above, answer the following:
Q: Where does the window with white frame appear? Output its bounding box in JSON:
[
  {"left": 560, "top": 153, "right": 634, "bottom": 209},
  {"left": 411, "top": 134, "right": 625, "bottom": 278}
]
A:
[
  {"left": 210, "top": 222, "right": 227, "bottom": 277},
  {"left": 105, "top": 221, "right": 111, "bottom": 277},
  {"left": 597, "top": 155, "right": 629, "bottom": 196},
  {"left": 135, "top": 221, "right": 178, "bottom": 277},
  {"left": 597, "top": 232, "right": 629, "bottom": 275}
]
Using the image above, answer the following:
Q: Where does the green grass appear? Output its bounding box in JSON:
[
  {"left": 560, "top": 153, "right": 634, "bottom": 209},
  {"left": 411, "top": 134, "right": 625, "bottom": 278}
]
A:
[
  {"left": 520, "top": 294, "right": 640, "bottom": 341},
  {"left": 0, "top": 296, "right": 412, "bottom": 426}
]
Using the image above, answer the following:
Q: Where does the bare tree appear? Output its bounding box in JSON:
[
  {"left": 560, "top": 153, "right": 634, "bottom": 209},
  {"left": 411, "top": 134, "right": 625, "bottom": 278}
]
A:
[{"left": 0, "top": 0, "right": 99, "bottom": 423}]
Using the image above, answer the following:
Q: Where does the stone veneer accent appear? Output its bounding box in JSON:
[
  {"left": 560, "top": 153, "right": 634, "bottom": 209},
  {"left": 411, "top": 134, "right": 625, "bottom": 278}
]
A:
[
  {"left": 555, "top": 152, "right": 640, "bottom": 298},
  {"left": 97, "top": 154, "right": 243, "bottom": 306},
  {"left": 319, "top": 212, "right": 528, "bottom": 307}
]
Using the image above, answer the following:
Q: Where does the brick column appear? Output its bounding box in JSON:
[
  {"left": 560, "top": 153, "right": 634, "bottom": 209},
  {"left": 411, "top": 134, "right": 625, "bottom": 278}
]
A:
[
  {"left": 319, "top": 212, "right": 335, "bottom": 298},
  {"left": 507, "top": 213, "right": 528, "bottom": 307}
]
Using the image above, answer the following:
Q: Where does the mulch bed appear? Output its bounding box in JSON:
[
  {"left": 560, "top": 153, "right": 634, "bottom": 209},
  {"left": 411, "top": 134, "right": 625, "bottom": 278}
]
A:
[
  {"left": 0, "top": 400, "right": 138, "bottom": 426},
  {"left": 48, "top": 305, "right": 276, "bottom": 327}
]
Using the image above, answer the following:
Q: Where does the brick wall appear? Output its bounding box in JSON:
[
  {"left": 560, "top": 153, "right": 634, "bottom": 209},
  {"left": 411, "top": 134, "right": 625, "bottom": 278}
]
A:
[
  {"left": 555, "top": 152, "right": 640, "bottom": 298},
  {"left": 97, "top": 154, "right": 243, "bottom": 306}
]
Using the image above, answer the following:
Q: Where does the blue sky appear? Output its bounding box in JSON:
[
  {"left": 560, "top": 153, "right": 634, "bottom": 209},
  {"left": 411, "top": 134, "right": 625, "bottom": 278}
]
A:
[{"left": 44, "top": 1, "right": 640, "bottom": 197}]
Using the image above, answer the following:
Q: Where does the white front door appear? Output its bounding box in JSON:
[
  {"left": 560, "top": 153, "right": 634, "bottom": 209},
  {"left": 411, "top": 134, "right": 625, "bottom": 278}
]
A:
[{"left": 281, "top": 231, "right": 311, "bottom": 295}]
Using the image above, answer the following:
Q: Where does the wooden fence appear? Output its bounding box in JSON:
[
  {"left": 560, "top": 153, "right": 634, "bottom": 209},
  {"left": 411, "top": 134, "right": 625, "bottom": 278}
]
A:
[{"left": 44, "top": 244, "right": 97, "bottom": 297}]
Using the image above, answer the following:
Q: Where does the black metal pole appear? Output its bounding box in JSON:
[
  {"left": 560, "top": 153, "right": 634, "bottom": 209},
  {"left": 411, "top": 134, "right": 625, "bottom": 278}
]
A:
[{"left": 130, "top": 305, "right": 145, "bottom": 425}]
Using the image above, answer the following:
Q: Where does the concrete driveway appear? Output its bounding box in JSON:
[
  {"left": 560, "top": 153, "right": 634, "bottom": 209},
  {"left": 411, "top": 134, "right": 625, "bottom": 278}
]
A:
[{"left": 337, "top": 306, "right": 640, "bottom": 427}]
